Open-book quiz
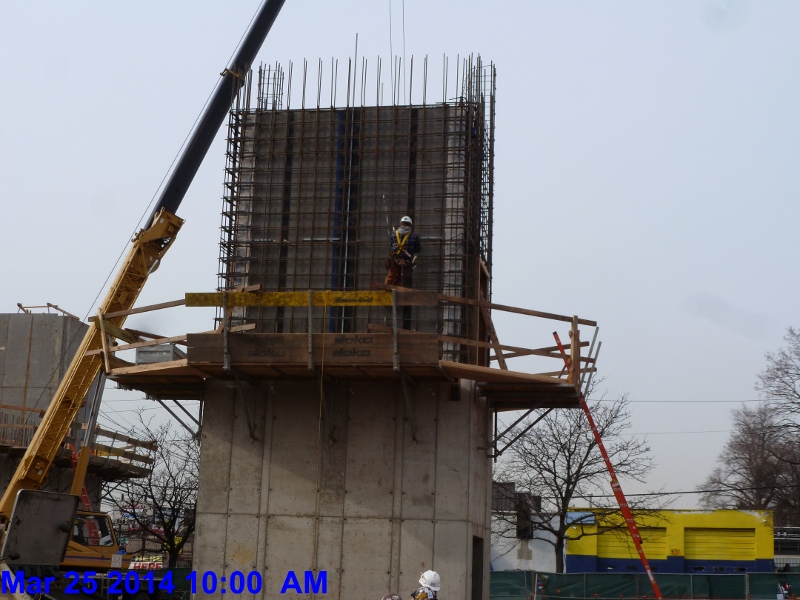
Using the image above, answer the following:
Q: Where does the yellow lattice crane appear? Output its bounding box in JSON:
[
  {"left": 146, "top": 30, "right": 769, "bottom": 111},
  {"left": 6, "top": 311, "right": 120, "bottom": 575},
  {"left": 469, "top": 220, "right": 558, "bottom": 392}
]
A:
[{"left": 0, "top": 0, "right": 286, "bottom": 571}]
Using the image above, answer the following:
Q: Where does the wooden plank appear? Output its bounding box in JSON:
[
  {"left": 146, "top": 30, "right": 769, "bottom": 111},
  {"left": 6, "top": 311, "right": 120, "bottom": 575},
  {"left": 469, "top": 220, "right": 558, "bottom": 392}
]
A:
[
  {"left": 88, "top": 298, "right": 185, "bottom": 320},
  {"left": 438, "top": 361, "right": 567, "bottom": 384},
  {"left": 99, "top": 321, "right": 141, "bottom": 344},
  {"left": 186, "top": 290, "right": 437, "bottom": 308},
  {"left": 124, "top": 328, "right": 169, "bottom": 340},
  {"left": 92, "top": 442, "right": 155, "bottom": 465},
  {"left": 367, "top": 323, "right": 591, "bottom": 360},
  {"left": 187, "top": 333, "right": 440, "bottom": 366},
  {"left": 491, "top": 349, "right": 595, "bottom": 362},
  {"left": 437, "top": 293, "right": 597, "bottom": 327},
  {"left": 481, "top": 305, "right": 507, "bottom": 369},
  {"left": 109, "top": 359, "right": 189, "bottom": 376},
  {"left": 85, "top": 334, "right": 188, "bottom": 356},
  {"left": 94, "top": 425, "right": 158, "bottom": 450},
  {"left": 98, "top": 310, "right": 111, "bottom": 374},
  {"left": 570, "top": 316, "right": 580, "bottom": 385},
  {"left": 536, "top": 367, "right": 596, "bottom": 377}
]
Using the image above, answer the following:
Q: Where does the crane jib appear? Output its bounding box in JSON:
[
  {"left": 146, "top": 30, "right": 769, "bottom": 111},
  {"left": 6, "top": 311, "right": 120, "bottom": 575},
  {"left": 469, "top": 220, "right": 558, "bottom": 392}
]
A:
[{"left": 148, "top": 0, "right": 287, "bottom": 222}]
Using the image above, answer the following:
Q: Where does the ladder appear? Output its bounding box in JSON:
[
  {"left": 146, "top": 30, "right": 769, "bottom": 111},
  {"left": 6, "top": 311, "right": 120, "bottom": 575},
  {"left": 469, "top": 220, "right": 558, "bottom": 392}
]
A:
[{"left": 553, "top": 332, "right": 664, "bottom": 600}]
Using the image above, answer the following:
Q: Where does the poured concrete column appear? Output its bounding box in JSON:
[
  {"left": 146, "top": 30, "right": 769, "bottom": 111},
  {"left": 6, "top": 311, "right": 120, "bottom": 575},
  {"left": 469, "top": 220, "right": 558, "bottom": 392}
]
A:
[{"left": 195, "top": 377, "right": 491, "bottom": 600}]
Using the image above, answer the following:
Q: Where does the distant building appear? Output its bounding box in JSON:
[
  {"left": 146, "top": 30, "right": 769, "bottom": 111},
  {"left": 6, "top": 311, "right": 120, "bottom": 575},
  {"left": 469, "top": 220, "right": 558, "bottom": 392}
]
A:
[
  {"left": 110, "top": 504, "right": 194, "bottom": 569},
  {"left": 774, "top": 526, "right": 800, "bottom": 571},
  {"left": 566, "top": 508, "right": 774, "bottom": 573},
  {"left": 491, "top": 482, "right": 557, "bottom": 572},
  {"left": 0, "top": 312, "right": 150, "bottom": 509}
]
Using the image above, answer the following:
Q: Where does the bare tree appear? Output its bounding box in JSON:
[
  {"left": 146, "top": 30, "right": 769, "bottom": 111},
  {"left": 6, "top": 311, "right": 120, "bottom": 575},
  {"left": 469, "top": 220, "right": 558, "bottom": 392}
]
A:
[
  {"left": 698, "top": 329, "right": 800, "bottom": 526},
  {"left": 492, "top": 395, "right": 659, "bottom": 573},
  {"left": 698, "top": 404, "right": 784, "bottom": 512},
  {"left": 104, "top": 414, "right": 199, "bottom": 568},
  {"left": 757, "top": 327, "right": 800, "bottom": 425}
]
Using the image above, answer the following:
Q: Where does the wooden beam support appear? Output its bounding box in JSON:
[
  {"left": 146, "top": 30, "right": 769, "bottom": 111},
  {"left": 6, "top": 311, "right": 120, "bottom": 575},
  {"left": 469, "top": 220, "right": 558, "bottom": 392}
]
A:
[
  {"left": 367, "top": 323, "right": 591, "bottom": 359},
  {"left": 570, "top": 316, "right": 580, "bottom": 385},
  {"left": 536, "top": 367, "right": 597, "bottom": 378},
  {"left": 88, "top": 298, "right": 185, "bottom": 321},
  {"left": 439, "top": 361, "right": 567, "bottom": 384},
  {"left": 97, "top": 310, "right": 111, "bottom": 374},
  {"left": 92, "top": 442, "right": 154, "bottom": 465},
  {"left": 94, "top": 426, "right": 158, "bottom": 451},
  {"left": 85, "top": 334, "right": 188, "bottom": 357},
  {"left": 97, "top": 320, "right": 142, "bottom": 345},
  {"left": 437, "top": 293, "right": 597, "bottom": 327},
  {"left": 480, "top": 306, "right": 507, "bottom": 370}
]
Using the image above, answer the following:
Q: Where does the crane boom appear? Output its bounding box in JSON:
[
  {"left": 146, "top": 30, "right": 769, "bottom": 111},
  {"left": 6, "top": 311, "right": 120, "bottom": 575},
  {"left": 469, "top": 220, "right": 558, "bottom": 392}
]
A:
[
  {"left": 0, "top": 212, "right": 182, "bottom": 519},
  {"left": 0, "top": 0, "right": 287, "bottom": 524}
]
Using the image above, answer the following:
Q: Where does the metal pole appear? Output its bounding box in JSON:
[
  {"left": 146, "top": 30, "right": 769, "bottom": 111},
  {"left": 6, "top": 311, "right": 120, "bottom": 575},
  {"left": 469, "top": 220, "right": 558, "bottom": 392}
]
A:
[{"left": 392, "top": 290, "right": 399, "bottom": 371}]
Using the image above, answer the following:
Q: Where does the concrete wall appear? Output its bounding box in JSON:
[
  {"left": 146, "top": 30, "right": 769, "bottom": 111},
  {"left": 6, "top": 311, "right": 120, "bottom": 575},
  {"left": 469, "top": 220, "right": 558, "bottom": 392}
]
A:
[
  {"left": 0, "top": 313, "right": 104, "bottom": 507},
  {"left": 0, "top": 313, "right": 101, "bottom": 446},
  {"left": 195, "top": 377, "right": 492, "bottom": 600}
]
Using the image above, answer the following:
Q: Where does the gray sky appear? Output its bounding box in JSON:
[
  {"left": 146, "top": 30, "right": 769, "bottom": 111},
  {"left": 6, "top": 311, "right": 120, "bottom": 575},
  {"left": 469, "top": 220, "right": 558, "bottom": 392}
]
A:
[{"left": 1, "top": 0, "right": 797, "bottom": 507}]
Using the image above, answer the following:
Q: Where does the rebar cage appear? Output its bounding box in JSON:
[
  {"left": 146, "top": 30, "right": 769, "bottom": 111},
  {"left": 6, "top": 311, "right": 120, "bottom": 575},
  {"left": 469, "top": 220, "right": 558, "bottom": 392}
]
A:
[{"left": 217, "top": 55, "right": 495, "bottom": 351}]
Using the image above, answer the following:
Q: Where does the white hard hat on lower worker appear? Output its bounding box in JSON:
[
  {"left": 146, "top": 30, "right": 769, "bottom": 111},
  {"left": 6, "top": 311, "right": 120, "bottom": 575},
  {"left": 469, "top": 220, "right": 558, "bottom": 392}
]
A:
[
  {"left": 400, "top": 216, "right": 413, "bottom": 225},
  {"left": 419, "top": 571, "right": 440, "bottom": 591}
]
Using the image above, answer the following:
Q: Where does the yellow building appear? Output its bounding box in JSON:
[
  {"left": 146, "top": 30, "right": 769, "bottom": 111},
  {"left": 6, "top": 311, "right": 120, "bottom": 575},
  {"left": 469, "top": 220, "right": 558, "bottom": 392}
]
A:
[{"left": 566, "top": 509, "right": 774, "bottom": 573}]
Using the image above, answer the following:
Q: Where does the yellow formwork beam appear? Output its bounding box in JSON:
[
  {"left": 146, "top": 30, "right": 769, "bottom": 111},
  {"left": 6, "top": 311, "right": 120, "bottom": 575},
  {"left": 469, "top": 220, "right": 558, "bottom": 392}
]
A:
[{"left": 187, "top": 290, "right": 396, "bottom": 308}]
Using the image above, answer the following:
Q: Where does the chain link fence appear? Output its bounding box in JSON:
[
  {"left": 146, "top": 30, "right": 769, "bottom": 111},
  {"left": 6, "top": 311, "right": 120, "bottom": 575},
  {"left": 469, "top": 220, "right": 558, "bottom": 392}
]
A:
[{"left": 491, "top": 571, "right": 800, "bottom": 600}]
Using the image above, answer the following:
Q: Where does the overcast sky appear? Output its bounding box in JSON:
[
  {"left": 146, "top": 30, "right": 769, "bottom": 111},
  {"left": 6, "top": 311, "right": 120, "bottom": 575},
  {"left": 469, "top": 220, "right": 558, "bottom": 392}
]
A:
[{"left": 1, "top": 0, "right": 797, "bottom": 507}]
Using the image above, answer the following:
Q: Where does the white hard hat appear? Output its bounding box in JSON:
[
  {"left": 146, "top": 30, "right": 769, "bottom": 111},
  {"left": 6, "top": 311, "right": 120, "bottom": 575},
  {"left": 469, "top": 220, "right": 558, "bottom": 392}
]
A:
[
  {"left": 419, "top": 571, "right": 440, "bottom": 591},
  {"left": 400, "top": 216, "right": 413, "bottom": 225}
]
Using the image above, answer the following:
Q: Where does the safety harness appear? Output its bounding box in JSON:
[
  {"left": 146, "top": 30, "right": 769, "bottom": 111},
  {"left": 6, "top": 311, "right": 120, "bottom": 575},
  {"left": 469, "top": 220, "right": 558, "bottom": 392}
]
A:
[{"left": 394, "top": 229, "right": 411, "bottom": 259}]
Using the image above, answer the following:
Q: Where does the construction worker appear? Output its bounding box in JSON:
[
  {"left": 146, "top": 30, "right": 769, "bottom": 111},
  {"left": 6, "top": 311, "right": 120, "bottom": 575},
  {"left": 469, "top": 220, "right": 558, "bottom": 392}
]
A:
[
  {"left": 411, "top": 570, "right": 440, "bottom": 600},
  {"left": 385, "top": 216, "right": 421, "bottom": 287}
]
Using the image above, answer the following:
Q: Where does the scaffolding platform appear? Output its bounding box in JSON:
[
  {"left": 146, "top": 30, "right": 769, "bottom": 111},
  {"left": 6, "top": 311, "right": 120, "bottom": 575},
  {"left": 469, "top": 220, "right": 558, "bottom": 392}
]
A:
[{"left": 108, "top": 289, "right": 596, "bottom": 412}]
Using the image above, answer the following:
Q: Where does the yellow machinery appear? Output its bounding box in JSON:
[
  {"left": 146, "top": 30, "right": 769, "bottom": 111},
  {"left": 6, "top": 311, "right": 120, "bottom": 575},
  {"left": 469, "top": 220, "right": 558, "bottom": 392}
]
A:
[
  {"left": 0, "top": 0, "right": 285, "bottom": 571},
  {"left": 0, "top": 210, "right": 183, "bottom": 569}
]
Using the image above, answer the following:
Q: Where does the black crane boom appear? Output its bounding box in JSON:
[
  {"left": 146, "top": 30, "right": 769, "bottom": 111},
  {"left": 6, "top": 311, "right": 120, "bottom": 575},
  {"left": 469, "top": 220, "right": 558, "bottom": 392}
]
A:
[{"left": 149, "top": 0, "right": 286, "bottom": 223}]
